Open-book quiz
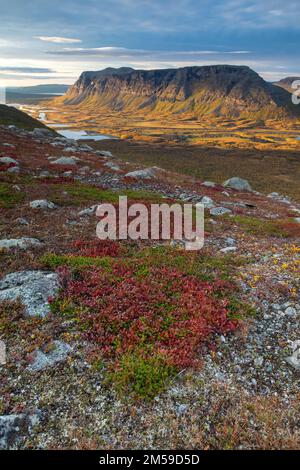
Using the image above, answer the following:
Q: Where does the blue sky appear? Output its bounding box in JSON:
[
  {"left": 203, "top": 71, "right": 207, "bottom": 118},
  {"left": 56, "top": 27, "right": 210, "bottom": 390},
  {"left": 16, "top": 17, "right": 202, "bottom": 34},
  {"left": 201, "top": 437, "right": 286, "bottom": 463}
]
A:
[{"left": 0, "top": 0, "right": 299, "bottom": 86}]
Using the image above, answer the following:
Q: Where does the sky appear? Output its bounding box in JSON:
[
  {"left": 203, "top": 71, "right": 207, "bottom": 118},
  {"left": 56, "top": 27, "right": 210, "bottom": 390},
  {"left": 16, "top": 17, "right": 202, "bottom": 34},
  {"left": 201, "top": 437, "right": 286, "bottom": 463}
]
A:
[{"left": 0, "top": 0, "right": 300, "bottom": 87}]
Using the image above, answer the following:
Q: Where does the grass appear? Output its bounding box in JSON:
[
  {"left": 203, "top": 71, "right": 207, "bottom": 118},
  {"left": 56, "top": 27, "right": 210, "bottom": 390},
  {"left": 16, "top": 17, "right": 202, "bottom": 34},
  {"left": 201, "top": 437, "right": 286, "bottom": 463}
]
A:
[
  {"left": 50, "top": 182, "right": 164, "bottom": 206},
  {"left": 231, "top": 215, "right": 296, "bottom": 237},
  {"left": 0, "top": 182, "right": 25, "bottom": 208},
  {"left": 40, "top": 253, "right": 113, "bottom": 270}
]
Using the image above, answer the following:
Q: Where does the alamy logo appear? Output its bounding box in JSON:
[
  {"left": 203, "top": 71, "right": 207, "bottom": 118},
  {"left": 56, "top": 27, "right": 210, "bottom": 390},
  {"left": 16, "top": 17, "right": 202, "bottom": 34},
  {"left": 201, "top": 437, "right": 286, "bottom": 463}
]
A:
[
  {"left": 291, "top": 80, "right": 300, "bottom": 105},
  {"left": 96, "top": 197, "right": 205, "bottom": 251},
  {"left": 0, "top": 340, "right": 6, "bottom": 365}
]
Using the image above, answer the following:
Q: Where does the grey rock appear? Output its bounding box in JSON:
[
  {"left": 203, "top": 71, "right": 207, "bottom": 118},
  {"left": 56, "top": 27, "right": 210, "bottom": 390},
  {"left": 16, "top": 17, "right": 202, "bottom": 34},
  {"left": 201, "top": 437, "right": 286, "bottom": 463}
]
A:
[
  {"left": 200, "top": 196, "right": 215, "bottom": 209},
  {"left": 294, "top": 218, "right": 300, "bottom": 224},
  {"left": 51, "top": 157, "right": 78, "bottom": 165},
  {"left": 38, "top": 171, "right": 50, "bottom": 178},
  {"left": 223, "top": 177, "right": 252, "bottom": 192},
  {"left": 0, "top": 270, "right": 59, "bottom": 317},
  {"left": 0, "top": 238, "right": 43, "bottom": 250},
  {"left": 7, "top": 166, "right": 20, "bottom": 174},
  {"left": 125, "top": 167, "right": 159, "bottom": 180},
  {"left": 0, "top": 412, "right": 40, "bottom": 450},
  {"left": 210, "top": 207, "right": 232, "bottom": 216},
  {"left": 27, "top": 341, "right": 72, "bottom": 372},
  {"left": 15, "top": 217, "right": 29, "bottom": 226},
  {"left": 104, "top": 161, "right": 120, "bottom": 171},
  {"left": 78, "top": 205, "right": 98, "bottom": 217},
  {"left": 97, "top": 150, "right": 113, "bottom": 158},
  {"left": 0, "top": 156, "right": 18, "bottom": 165},
  {"left": 32, "top": 128, "right": 53, "bottom": 138},
  {"left": 30, "top": 199, "right": 57, "bottom": 210},
  {"left": 220, "top": 246, "right": 237, "bottom": 253},
  {"left": 201, "top": 181, "right": 217, "bottom": 188}
]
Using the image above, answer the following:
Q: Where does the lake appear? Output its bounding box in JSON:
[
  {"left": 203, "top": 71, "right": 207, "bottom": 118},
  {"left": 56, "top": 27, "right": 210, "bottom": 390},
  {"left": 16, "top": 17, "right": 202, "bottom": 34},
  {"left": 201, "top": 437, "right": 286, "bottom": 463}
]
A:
[{"left": 57, "top": 129, "right": 116, "bottom": 141}]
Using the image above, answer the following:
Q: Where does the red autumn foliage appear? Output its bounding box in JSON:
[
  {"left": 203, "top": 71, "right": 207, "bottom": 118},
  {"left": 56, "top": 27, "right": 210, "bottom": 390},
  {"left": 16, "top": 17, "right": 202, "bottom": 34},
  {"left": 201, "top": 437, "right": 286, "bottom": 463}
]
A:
[
  {"left": 54, "top": 263, "right": 238, "bottom": 369},
  {"left": 72, "top": 239, "right": 121, "bottom": 257}
]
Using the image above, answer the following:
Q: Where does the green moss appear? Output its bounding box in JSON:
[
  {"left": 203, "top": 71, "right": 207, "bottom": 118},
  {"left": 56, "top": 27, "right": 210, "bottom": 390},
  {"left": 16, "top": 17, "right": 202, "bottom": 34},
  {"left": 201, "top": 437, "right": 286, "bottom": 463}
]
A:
[
  {"left": 40, "top": 253, "right": 112, "bottom": 270},
  {"left": 107, "top": 350, "right": 176, "bottom": 400},
  {"left": 0, "top": 183, "right": 25, "bottom": 208},
  {"left": 232, "top": 215, "right": 289, "bottom": 237}
]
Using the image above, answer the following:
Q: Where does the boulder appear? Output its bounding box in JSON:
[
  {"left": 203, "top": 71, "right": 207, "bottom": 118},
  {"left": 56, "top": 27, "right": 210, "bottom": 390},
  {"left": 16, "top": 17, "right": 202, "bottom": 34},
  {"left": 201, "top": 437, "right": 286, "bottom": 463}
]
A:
[
  {"left": 200, "top": 196, "right": 215, "bottom": 209},
  {"left": 104, "top": 161, "right": 120, "bottom": 171},
  {"left": 223, "top": 177, "right": 253, "bottom": 192},
  {"left": 78, "top": 205, "right": 98, "bottom": 217},
  {"left": 0, "top": 238, "right": 43, "bottom": 250},
  {"left": 32, "top": 128, "right": 53, "bottom": 138},
  {"left": 201, "top": 181, "right": 217, "bottom": 188},
  {"left": 210, "top": 207, "right": 232, "bottom": 216},
  {"left": 30, "top": 200, "right": 57, "bottom": 210},
  {"left": 27, "top": 341, "right": 72, "bottom": 372},
  {"left": 125, "top": 167, "right": 159, "bottom": 180},
  {"left": 51, "top": 157, "right": 78, "bottom": 166},
  {"left": 0, "top": 156, "right": 18, "bottom": 165},
  {"left": 0, "top": 412, "right": 40, "bottom": 450},
  {"left": 96, "top": 150, "right": 113, "bottom": 158},
  {"left": 0, "top": 270, "right": 59, "bottom": 317}
]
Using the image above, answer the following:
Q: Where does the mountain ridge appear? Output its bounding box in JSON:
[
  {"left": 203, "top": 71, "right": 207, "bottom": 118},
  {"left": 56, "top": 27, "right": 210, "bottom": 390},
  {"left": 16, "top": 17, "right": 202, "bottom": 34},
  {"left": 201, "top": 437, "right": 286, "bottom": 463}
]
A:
[{"left": 58, "top": 65, "right": 299, "bottom": 120}]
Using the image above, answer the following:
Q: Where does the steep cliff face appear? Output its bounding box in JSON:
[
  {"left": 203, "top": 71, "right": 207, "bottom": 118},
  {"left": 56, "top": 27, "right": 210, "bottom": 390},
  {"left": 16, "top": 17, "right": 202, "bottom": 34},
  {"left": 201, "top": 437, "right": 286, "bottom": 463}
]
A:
[{"left": 61, "top": 65, "right": 298, "bottom": 119}]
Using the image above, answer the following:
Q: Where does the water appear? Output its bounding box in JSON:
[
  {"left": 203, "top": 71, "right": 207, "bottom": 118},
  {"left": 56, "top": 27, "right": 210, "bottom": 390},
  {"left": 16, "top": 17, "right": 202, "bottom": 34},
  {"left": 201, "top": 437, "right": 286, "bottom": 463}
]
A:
[{"left": 57, "top": 129, "right": 116, "bottom": 141}]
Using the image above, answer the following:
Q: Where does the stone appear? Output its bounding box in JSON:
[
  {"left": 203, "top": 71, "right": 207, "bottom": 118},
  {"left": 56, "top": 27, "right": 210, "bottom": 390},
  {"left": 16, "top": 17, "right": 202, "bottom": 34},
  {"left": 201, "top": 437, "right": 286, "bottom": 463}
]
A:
[
  {"left": 0, "top": 238, "right": 43, "bottom": 250},
  {"left": 0, "top": 270, "right": 59, "bottom": 317},
  {"left": 210, "top": 207, "right": 232, "bottom": 216},
  {"left": 30, "top": 200, "right": 58, "bottom": 210},
  {"left": 294, "top": 218, "right": 300, "bottom": 224},
  {"left": 51, "top": 157, "right": 78, "bottom": 165},
  {"left": 0, "top": 412, "right": 40, "bottom": 450},
  {"left": 7, "top": 166, "right": 20, "bottom": 174},
  {"left": 125, "top": 167, "right": 159, "bottom": 180},
  {"left": 78, "top": 205, "right": 98, "bottom": 217},
  {"left": 97, "top": 150, "right": 113, "bottom": 158},
  {"left": 32, "top": 128, "right": 53, "bottom": 138},
  {"left": 220, "top": 246, "right": 237, "bottom": 253},
  {"left": 15, "top": 217, "right": 29, "bottom": 226},
  {"left": 201, "top": 181, "right": 217, "bottom": 188},
  {"left": 38, "top": 171, "right": 50, "bottom": 177},
  {"left": 27, "top": 341, "right": 72, "bottom": 372},
  {"left": 0, "top": 156, "right": 18, "bottom": 165},
  {"left": 285, "top": 307, "right": 297, "bottom": 317},
  {"left": 200, "top": 196, "right": 215, "bottom": 209},
  {"left": 104, "top": 161, "right": 120, "bottom": 171},
  {"left": 223, "top": 177, "right": 253, "bottom": 192}
]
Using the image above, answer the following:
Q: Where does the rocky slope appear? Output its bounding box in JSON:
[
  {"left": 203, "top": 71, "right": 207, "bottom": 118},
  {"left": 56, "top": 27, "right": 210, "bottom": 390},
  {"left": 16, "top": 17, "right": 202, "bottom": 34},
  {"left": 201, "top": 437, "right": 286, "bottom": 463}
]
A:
[
  {"left": 0, "top": 105, "right": 53, "bottom": 131},
  {"left": 60, "top": 65, "right": 299, "bottom": 120},
  {"left": 0, "top": 124, "right": 299, "bottom": 449}
]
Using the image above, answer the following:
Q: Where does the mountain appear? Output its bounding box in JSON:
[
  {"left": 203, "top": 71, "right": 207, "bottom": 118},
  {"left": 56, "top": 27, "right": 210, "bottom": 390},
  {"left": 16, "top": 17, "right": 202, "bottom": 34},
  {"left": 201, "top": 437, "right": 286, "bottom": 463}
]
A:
[
  {"left": 7, "top": 84, "right": 69, "bottom": 95},
  {"left": 273, "top": 77, "right": 300, "bottom": 94},
  {"left": 59, "top": 65, "right": 299, "bottom": 120},
  {"left": 0, "top": 104, "right": 52, "bottom": 130}
]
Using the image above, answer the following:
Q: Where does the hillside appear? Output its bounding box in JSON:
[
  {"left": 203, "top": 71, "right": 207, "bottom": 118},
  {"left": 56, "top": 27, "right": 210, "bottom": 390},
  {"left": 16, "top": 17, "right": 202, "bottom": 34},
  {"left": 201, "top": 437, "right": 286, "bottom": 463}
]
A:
[
  {"left": 59, "top": 65, "right": 299, "bottom": 120},
  {"left": 0, "top": 104, "right": 51, "bottom": 131},
  {"left": 0, "top": 124, "right": 299, "bottom": 449},
  {"left": 274, "top": 77, "right": 300, "bottom": 93}
]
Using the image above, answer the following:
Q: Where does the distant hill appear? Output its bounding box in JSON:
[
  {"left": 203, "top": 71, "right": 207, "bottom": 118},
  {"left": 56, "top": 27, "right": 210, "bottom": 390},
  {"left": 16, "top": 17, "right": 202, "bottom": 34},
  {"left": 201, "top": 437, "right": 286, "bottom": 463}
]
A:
[
  {"left": 0, "top": 104, "right": 53, "bottom": 131},
  {"left": 7, "top": 84, "right": 69, "bottom": 95},
  {"left": 57, "top": 65, "right": 300, "bottom": 120},
  {"left": 273, "top": 77, "right": 300, "bottom": 94}
]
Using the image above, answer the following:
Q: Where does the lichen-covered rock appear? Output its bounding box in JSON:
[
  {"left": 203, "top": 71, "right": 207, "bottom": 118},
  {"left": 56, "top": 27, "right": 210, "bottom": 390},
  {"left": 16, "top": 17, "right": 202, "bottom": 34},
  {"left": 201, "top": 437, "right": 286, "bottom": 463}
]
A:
[
  {"left": 125, "top": 167, "right": 159, "bottom": 180},
  {"left": 0, "top": 238, "right": 43, "bottom": 250},
  {"left": 0, "top": 156, "right": 19, "bottom": 165},
  {"left": 210, "top": 207, "right": 232, "bottom": 216},
  {"left": 223, "top": 177, "right": 253, "bottom": 191},
  {"left": 27, "top": 341, "right": 72, "bottom": 372},
  {"left": 200, "top": 196, "right": 215, "bottom": 209},
  {"left": 51, "top": 157, "right": 79, "bottom": 165},
  {"left": 30, "top": 200, "right": 58, "bottom": 210},
  {"left": 0, "top": 412, "right": 40, "bottom": 450},
  {"left": 0, "top": 270, "right": 59, "bottom": 317}
]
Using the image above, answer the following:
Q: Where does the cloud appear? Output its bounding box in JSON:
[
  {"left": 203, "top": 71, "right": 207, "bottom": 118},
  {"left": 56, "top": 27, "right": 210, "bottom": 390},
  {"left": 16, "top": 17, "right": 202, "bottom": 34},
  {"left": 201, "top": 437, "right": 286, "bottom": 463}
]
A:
[
  {"left": 0, "top": 66, "right": 55, "bottom": 73},
  {"left": 34, "top": 36, "right": 82, "bottom": 44},
  {"left": 46, "top": 46, "right": 252, "bottom": 58}
]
